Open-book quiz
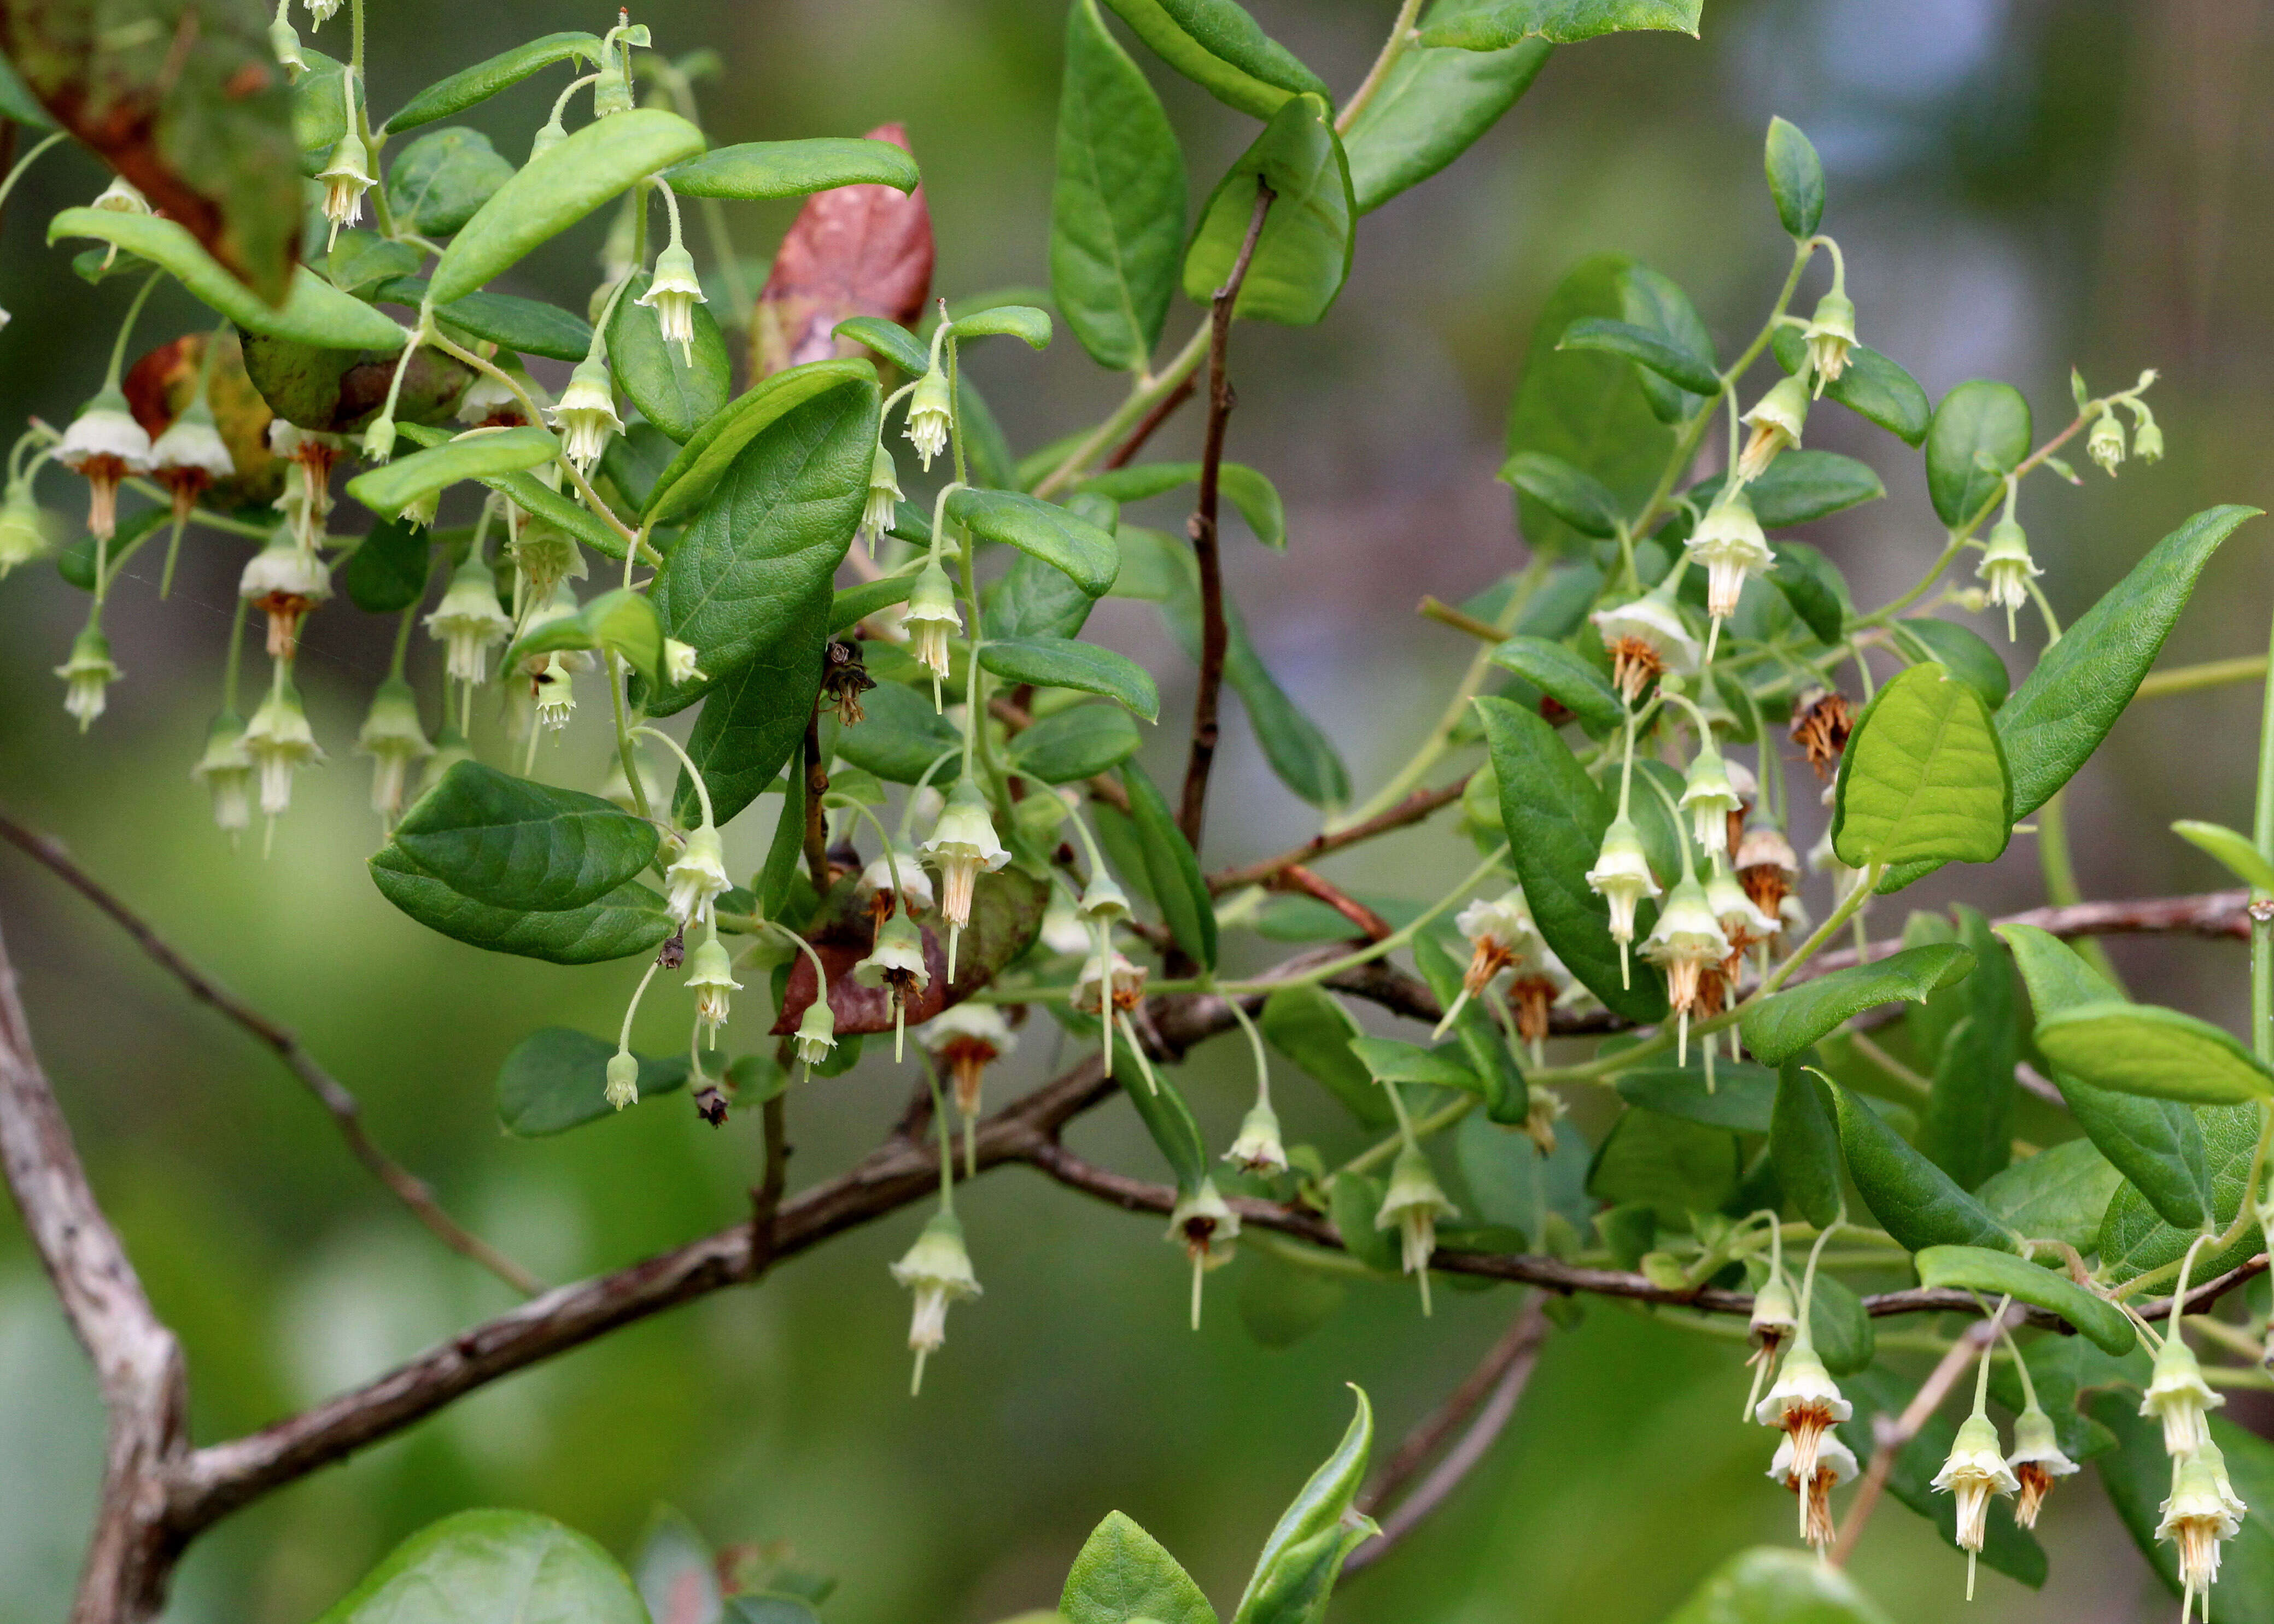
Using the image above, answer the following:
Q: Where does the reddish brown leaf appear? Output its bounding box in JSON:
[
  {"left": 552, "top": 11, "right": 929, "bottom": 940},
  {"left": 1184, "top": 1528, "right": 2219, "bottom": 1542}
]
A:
[
  {"left": 123, "top": 332, "right": 283, "bottom": 508},
  {"left": 752, "top": 121, "right": 933, "bottom": 379},
  {"left": 771, "top": 866, "right": 1047, "bottom": 1037}
]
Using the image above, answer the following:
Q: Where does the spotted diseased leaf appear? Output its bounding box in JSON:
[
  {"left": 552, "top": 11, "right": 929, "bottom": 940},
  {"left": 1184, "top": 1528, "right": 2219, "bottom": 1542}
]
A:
[
  {"left": 1, "top": 0, "right": 300, "bottom": 302},
  {"left": 755, "top": 122, "right": 933, "bottom": 378},
  {"left": 770, "top": 869, "right": 1048, "bottom": 1037}
]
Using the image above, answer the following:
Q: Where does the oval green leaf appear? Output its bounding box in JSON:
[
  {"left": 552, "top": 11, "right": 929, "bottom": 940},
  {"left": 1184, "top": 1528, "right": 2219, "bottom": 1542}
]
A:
[
  {"left": 1924, "top": 379, "right": 2030, "bottom": 529},
  {"left": 496, "top": 1028, "right": 689, "bottom": 1136},
  {"left": 385, "top": 126, "right": 516, "bottom": 237},
  {"left": 1832, "top": 661, "right": 2011, "bottom": 868},
  {"left": 1739, "top": 943, "right": 1975, "bottom": 1064},
  {"left": 384, "top": 760, "right": 659, "bottom": 912},
  {"left": 369, "top": 851, "right": 673, "bottom": 965},
  {"left": 667, "top": 137, "right": 918, "bottom": 198},
  {"left": 946, "top": 488, "right": 1119, "bottom": 596},
  {"left": 1099, "top": 0, "right": 1329, "bottom": 119},
  {"left": 676, "top": 588, "right": 830, "bottom": 826},
  {"left": 835, "top": 680, "right": 963, "bottom": 784},
  {"left": 2034, "top": 1001, "right": 2274, "bottom": 1106},
  {"left": 1559, "top": 316, "right": 1720, "bottom": 396},
  {"left": 314, "top": 1508, "right": 646, "bottom": 1624},
  {"left": 1343, "top": 5, "right": 1548, "bottom": 215},
  {"left": 643, "top": 357, "right": 878, "bottom": 524},
  {"left": 950, "top": 304, "right": 1053, "bottom": 350},
  {"left": 1183, "top": 93, "right": 1354, "bottom": 327},
  {"left": 384, "top": 33, "right": 602, "bottom": 132},
  {"left": 1913, "top": 1245, "right": 2135, "bottom": 1356},
  {"left": 1893, "top": 617, "right": 2008, "bottom": 710},
  {"left": 1010, "top": 703, "right": 1143, "bottom": 783},
  {"left": 1120, "top": 760, "right": 1216, "bottom": 971},
  {"left": 347, "top": 425, "right": 559, "bottom": 517},
  {"left": 607, "top": 269, "right": 731, "bottom": 443},
  {"left": 1830, "top": 1079, "right": 2015, "bottom": 1253},
  {"left": 980, "top": 636, "right": 1160, "bottom": 720},
  {"left": 502, "top": 588, "right": 664, "bottom": 689},
  {"left": 1061, "top": 1511, "right": 1218, "bottom": 1624},
  {"left": 1498, "top": 450, "right": 1624, "bottom": 539},
  {"left": 1487, "top": 633, "right": 1625, "bottom": 730},
  {"left": 373, "top": 276, "right": 595, "bottom": 362},
  {"left": 1763, "top": 115, "right": 1825, "bottom": 239},
  {"left": 1770, "top": 326, "right": 1930, "bottom": 446}
]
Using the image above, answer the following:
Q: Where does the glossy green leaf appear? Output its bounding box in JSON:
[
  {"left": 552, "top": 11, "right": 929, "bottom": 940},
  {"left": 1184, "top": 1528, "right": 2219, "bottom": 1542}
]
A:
[
  {"left": 328, "top": 229, "right": 423, "bottom": 296},
  {"left": 1063, "top": 1512, "right": 1217, "bottom": 1624},
  {"left": 374, "top": 277, "right": 595, "bottom": 362},
  {"left": 2035, "top": 1002, "right": 2274, "bottom": 1105},
  {"left": 1260, "top": 986, "right": 1392, "bottom": 1128},
  {"left": 385, "top": 33, "right": 602, "bottom": 132},
  {"left": 431, "top": 109, "right": 706, "bottom": 304},
  {"left": 607, "top": 269, "right": 731, "bottom": 443},
  {"left": 1762, "top": 116, "right": 1824, "bottom": 239},
  {"left": 1230, "top": 1387, "right": 1373, "bottom": 1624},
  {"left": 1614, "top": 1064, "right": 1778, "bottom": 1132},
  {"left": 1809, "top": 1273, "right": 1877, "bottom": 1378},
  {"left": 1892, "top": 617, "right": 2007, "bottom": 710},
  {"left": 1099, "top": 0, "right": 1328, "bottom": 120},
  {"left": 504, "top": 588, "right": 664, "bottom": 689},
  {"left": 496, "top": 1028, "right": 689, "bottom": 1136},
  {"left": 1924, "top": 379, "right": 2030, "bottom": 529},
  {"left": 347, "top": 426, "right": 558, "bottom": 518},
  {"left": 1914, "top": 1246, "right": 2133, "bottom": 1355},
  {"left": 386, "top": 127, "right": 516, "bottom": 237},
  {"left": 385, "top": 761, "right": 659, "bottom": 912},
  {"left": 292, "top": 50, "right": 349, "bottom": 166},
  {"left": 2092, "top": 1401, "right": 2274, "bottom": 1624},
  {"left": 48, "top": 209, "right": 406, "bottom": 353},
  {"left": 1115, "top": 1046, "right": 1213, "bottom": 1196},
  {"left": 831, "top": 315, "right": 928, "bottom": 376},
  {"left": 1238, "top": 1249, "right": 1346, "bottom": 1349},
  {"left": 835, "top": 680, "right": 962, "bottom": 784},
  {"left": 2100, "top": 1100, "right": 2264, "bottom": 1286},
  {"left": 1682, "top": 452, "right": 1886, "bottom": 530},
  {"left": 1559, "top": 316, "right": 1719, "bottom": 395},
  {"left": 1973, "top": 1139, "right": 2124, "bottom": 1256},
  {"left": 1829, "top": 1080, "right": 2015, "bottom": 1252},
  {"left": 1010, "top": 703, "right": 1143, "bottom": 783},
  {"left": 1738, "top": 945, "right": 1973, "bottom": 1065},
  {"left": 1766, "top": 541, "right": 1848, "bottom": 646},
  {"left": 986, "top": 551, "right": 1097, "bottom": 642},
  {"left": 370, "top": 847, "right": 673, "bottom": 965},
  {"left": 1078, "top": 462, "right": 1287, "bottom": 548},
  {"left": 648, "top": 378, "right": 879, "bottom": 710},
  {"left": 951, "top": 305, "right": 1053, "bottom": 350},
  {"left": 2173, "top": 818, "right": 2274, "bottom": 893},
  {"left": 2000, "top": 923, "right": 2211, "bottom": 1230},
  {"left": 1914, "top": 908, "right": 2017, "bottom": 1190},
  {"left": 1120, "top": 761, "right": 1217, "bottom": 970},
  {"left": 1422, "top": 0, "right": 1702, "bottom": 46},
  {"left": 1837, "top": 1369, "right": 2047, "bottom": 1588},
  {"left": 1349, "top": 1037, "right": 1480, "bottom": 1092},
  {"left": 948, "top": 489, "right": 1120, "bottom": 597},
  {"left": 1658, "top": 1549, "right": 1893, "bottom": 1624},
  {"left": 1479, "top": 695, "right": 1667, "bottom": 1022},
  {"left": 314, "top": 1508, "right": 646, "bottom": 1624},
  {"left": 667, "top": 137, "right": 919, "bottom": 198},
  {"left": 1771, "top": 1062, "right": 1842, "bottom": 1228},
  {"left": 340, "top": 518, "right": 432, "bottom": 614},
  {"left": 1342, "top": 0, "right": 1549, "bottom": 214},
  {"left": 1586, "top": 1110, "right": 1739, "bottom": 1224},
  {"left": 1183, "top": 93, "right": 1354, "bottom": 327},
  {"left": 675, "top": 589, "right": 829, "bottom": 829},
  {"left": 1619, "top": 263, "right": 1715, "bottom": 424},
  {"left": 834, "top": 572, "right": 920, "bottom": 634},
  {"left": 980, "top": 637, "right": 1160, "bottom": 720},
  {"left": 1487, "top": 634, "right": 1624, "bottom": 730},
  {"left": 1831, "top": 662, "right": 2010, "bottom": 868},
  {"left": 644, "top": 359, "right": 876, "bottom": 525},
  {"left": 1770, "top": 326, "right": 1930, "bottom": 446},
  {"left": 489, "top": 467, "right": 629, "bottom": 560},
  {"left": 1498, "top": 451, "right": 1623, "bottom": 539},
  {"left": 1505, "top": 254, "right": 1671, "bottom": 556}
]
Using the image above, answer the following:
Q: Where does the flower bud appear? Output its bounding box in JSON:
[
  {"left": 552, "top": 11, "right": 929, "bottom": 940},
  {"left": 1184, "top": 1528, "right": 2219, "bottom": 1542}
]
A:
[
  {"left": 605, "top": 1050, "right": 641, "bottom": 1111},
  {"left": 55, "top": 623, "right": 121, "bottom": 731},
  {"left": 2132, "top": 411, "right": 2165, "bottom": 464},
  {"left": 1376, "top": 1143, "right": 1457, "bottom": 1314},
  {"left": 892, "top": 1208, "right": 981, "bottom": 1393},
  {"left": 794, "top": 996, "right": 838, "bottom": 1066},
  {"left": 244, "top": 676, "right": 323, "bottom": 817},
  {"left": 547, "top": 353, "right": 624, "bottom": 470},
  {"left": 905, "top": 366, "right": 954, "bottom": 470},
  {"left": 1225, "top": 1099, "right": 1288, "bottom": 1175},
  {"left": 355, "top": 675, "right": 434, "bottom": 824},
  {"left": 0, "top": 477, "right": 48, "bottom": 575},
  {"left": 2087, "top": 408, "right": 2126, "bottom": 475},
  {"left": 1802, "top": 291, "right": 1856, "bottom": 389},
  {"left": 685, "top": 937, "right": 742, "bottom": 1046}
]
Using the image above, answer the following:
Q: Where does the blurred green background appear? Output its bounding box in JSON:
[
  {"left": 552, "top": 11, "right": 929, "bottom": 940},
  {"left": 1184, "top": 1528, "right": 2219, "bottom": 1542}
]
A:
[{"left": 0, "top": 1, "right": 2266, "bottom": 1621}]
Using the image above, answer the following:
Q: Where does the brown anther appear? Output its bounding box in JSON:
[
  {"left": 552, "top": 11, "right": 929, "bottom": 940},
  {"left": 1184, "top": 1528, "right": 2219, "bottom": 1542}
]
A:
[
  {"left": 156, "top": 468, "right": 211, "bottom": 521},
  {"left": 938, "top": 1036, "right": 1001, "bottom": 1117},
  {"left": 657, "top": 928, "right": 686, "bottom": 970},
  {"left": 253, "top": 592, "right": 319, "bottom": 658},
  {"left": 1605, "top": 635, "right": 1665, "bottom": 703},
  {"left": 1788, "top": 687, "right": 1854, "bottom": 779},
  {"left": 1506, "top": 975, "right": 1556, "bottom": 1049},
  {"left": 1462, "top": 939, "right": 1519, "bottom": 998},
  {"left": 1739, "top": 864, "right": 1791, "bottom": 919},
  {"left": 821, "top": 637, "right": 875, "bottom": 726}
]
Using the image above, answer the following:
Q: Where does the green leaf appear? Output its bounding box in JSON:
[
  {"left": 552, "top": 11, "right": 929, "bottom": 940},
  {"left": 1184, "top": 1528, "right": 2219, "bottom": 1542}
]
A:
[
  {"left": 1892, "top": 617, "right": 2007, "bottom": 710},
  {"left": 1586, "top": 1110, "right": 1739, "bottom": 1224},
  {"left": 1420, "top": 0, "right": 1703, "bottom": 46},
  {"left": 835, "top": 680, "right": 962, "bottom": 784},
  {"left": 503, "top": 588, "right": 665, "bottom": 689},
  {"left": 1120, "top": 761, "right": 1217, "bottom": 970},
  {"left": 1658, "top": 1549, "right": 1893, "bottom": 1624},
  {"left": 1230, "top": 1387, "right": 1373, "bottom": 1624},
  {"left": 2173, "top": 818, "right": 2274, "bottom": 893},
  {"left": 1504, "top": 255, "right": 1671, "bottom": 556},
  {"left": 947, "top": 488, "right": 1120, "bottom": 597},
  {"left": 1559, "top": 316, "right": 1720, "bottom": 395},
  {"left": 986, "top": 552, "right": 1097, "bottom": 642},
  {"left": 1973, "top": 1139, "right": 2124, "bottom": 1256},
  {"left": 1809, "top": 1273, "right": 1877, "bottom": 1378},
  {"left": 329, "top": 229, "right": 423, "bottom": 296},
  {"left": 676, "top": 589, "right": 829, "bottom": 828},
  {"left": 1238, "top": 1250, "right": 1346, "bottom": 1349},
  {"left": 1683, "top": 451, "right": 1886, "bottom": 530},
  {"left": 1613, "top": 1064, "right": 1778, "bottom": 1133},
  {"left": 1771, "top": 1062, "right": 1842, "bottom": 1228},
  {"left": 2035, "top": 1002, "right": 2274, "bottom": 1105},
  {"left": 47, "top": 209, "right": 405, "bottom": 353},
  {"left": 644, "top": 358, "right": 877, "bottom": 526},
  {"left": 606, "top": 269, "right": 731, "bottom": 443},
  {"left": 1063, "top": 1513, "right": 1217, "bottom": 1624},
  {"left": 1478, "top": 695, "right": 1667, "bottom": 1023},
  {"left": 1260, "top": 986, "right": 1392, "bottom": 1128},
  {"left": 667, "top": 137, "right": 919, "bottom": 199},
  {"left": 384, "top": 761, "right": 659, "bottom": 912},
  {"left": 1115, "top": 1052, "right": 1213, "bottom": 1196},
  {"left": 1497, "top": 451, "right": 1624, "bottom": 540},
  {"left": 831, "top": 315, "right": 928, "bottom": 377},
  {"left": 1913, "top": 1245, "right": 2132, "bottom": 1355},
  {"left": 1342, "top": 0, "right": 1548, "bottom": 215},
  {"left": 1914, "top": 907, "right": 2018, "bottom": 1191},
  {"left": 384, "top": 33, "right": 602, "bottom": 132},
  {"left": 1739, "top": 945, "right": 1975, "bottom": 1065},
  {"left": 1158, "top": 570, "right": 1347, "bottom": 809},
  {"left": 1098, "top": 0, "right": 1329, "bottom": 120},
  {"left": 340, "top": 518, "right": 432, "bottom": 614},
  {"left": 1924, "top": 379, "right": 2030, "bottom": 530},
  {"left": 1837, "top": 1371, "right": 2047, "bottom": 1588},
  {"left": 2092, "top": 1400, "right": 2274, "bottom": 1623},
  {"left": 496, "top": 1028, "right": 689, "bottom": 1136},
  {"left": 1078, "top": 462, "right": 1287, "bottom": 548},
  {"left": 980, "top": 637, "right": 1160, "bottom": 720},
  {"left": 723, "top": 1598, "right": 823, "bottom": 1624},
  {"left": 1349, "top": 1036, "right": 1481, "bottom": 1092},
  {"left": 1830, "top": 1081, "right": 2014, "bottom": 1252},
  {"left": 1182, "top": 93, "right": 1354, "bottom": 327},
  {"left": 1831, "top": 662, "right": 2010, "bottom": 868},
  {"left": 1620, "top": 263, "right": 1716, "bottom": 424},
  {"left": 1762, "top": 116, "right": 1824, "bottom": 239},
  {"left": 1766, "top": 541, "right": 1848, "bottom": 646},
  {"left": 313, "top": 1508, "right": 646, "bottom": 1624},
  {"left": 1770, "top": 327, "right": 1930, "bottom": 446},
  {"left": 374, "top": 277, "right": 595, "bottom": 362},
  {"left": 1411, "top": 931, "right": 1525, "bottom": 1123},
  {"left": 1486, "top": 635, "right": 1625, "bottom": 730},
  {"left": 834, "top": 572, "right": 920, "bottom": 635},
  {"left": 951, "top": 305, "right": 1054, "bottom": 350},
  {"left": 1009, "top": 704, "right": 1141, "bottom": 784},
  {"left": 648, "top": 378, "right": 880, "bottom": 710},
  {"left": 431, "top": 108, "right": 706, "bottom": 305},
  {"left": 2100, "top": 1101, "right": 2264, "bottom": 1287},
  {"left": 347, "top": 425, "right": 558, "bottom": 518},
  {"left": 386, "top": 127, "right": 516, "bottom": 237},
  {"left": 0, "top": 45, "right": 52, "bottom": 129},
  {"left": 369, "top": 848, "right": 675, "bottom": 966}
]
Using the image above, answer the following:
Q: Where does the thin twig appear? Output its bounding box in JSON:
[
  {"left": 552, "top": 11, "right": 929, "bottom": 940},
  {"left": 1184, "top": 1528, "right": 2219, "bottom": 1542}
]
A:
[
  {"left": 1177, "top": 181, "right": 1275, "bottom": 851},
  {"left": 1102, "top": 373, "right": 1197, "bottom": 471},
  {"left": 1273, "top": 864, "right": 1394, "bottom": 941},
  {"left": 749, "top": 1093, "right": 790, "bottom": 1276},
  {"left": 801, "top": 709, "right": 829, "bottom": 888},
  {"left": 0, "top": 813, "right": 545, "bottom": 1298},
  {"left": 1208, "top": 778, "right": 1469, "bottom": 894}
]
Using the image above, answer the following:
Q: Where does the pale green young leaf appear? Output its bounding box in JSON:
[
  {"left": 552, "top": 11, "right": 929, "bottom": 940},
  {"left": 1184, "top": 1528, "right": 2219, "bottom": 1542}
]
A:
[
  {"left": 1183, "top": 94, "right": 1354, "bottom": 326},
  {"left": 1738, "top": 943, "right": 1974, "bottom": 1064},
  {"left": 314, "top": 1509, "right": 646, "bottom": 1624},
  {"left": 1762, "top": 116, "right": 1823, "bottom": 239},
  {"left": 1922, "top": 379, "right": 2029, "bottom": 529},
  {"left": 2171, "top": 818, "right": 2274, "bottom": 893},
  {"left": 979, "top": 637, "right": 1160, "bottom": 720},
  {"left": 1062, "top": 1512, "right": 1218, "bottom": 1624},
  {"left": 667, "top": 137, "right": 919, "bottom": 198},
  {"left": 1342, "top": 0, "right": 1549, "bottom": 215},
  {"left": 1420, "top": 0, "right": 1703, "bottom": 48},
  {"left": 1831, "top": 662, "right": 2010, "bottom": 868},
  {"left": 2033, "top": 1002, "right": 2274, "bottom": 1105},
  {"left": 1099, "top": 0, "right": 1328, "bottom": 120}
]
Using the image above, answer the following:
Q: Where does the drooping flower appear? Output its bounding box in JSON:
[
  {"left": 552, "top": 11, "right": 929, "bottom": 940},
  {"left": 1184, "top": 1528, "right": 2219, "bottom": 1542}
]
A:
[
  {"left": 1072, "top": 949, "right": 1145, "bottom": 1016},
  {"left": 858, "top": 843, "right": 935, "bottom": 921},
  {"left": 1519, "top": 1084, "right": 1566, "bottom": 1156},
  {"left": 1454, "top": 889, "right": 1540, "bottom": 1000},
  {"left": 424, "top": 554, "right": 514, "bottom": 684},
  {"left": 1591, "top": 588, "right": 1699, "bottom": 703},
  {"left": 148, "top": 397, "right": 236, "bottom": 522},
  {"left": 1705, "top": 865, "right": 1777, "bottom": 956},
  {"left": 269, "top": 13, "right": 307, "bottom": 73},
  {"left": 902, "top": 558, "right": 961, "bottom": 702},
  {"left": 1642, "top": 874, "right": 1731, "bottom": 1063},
  {"left": 605, "top": 1051, "right": 640, "bottom": 1111},
  {"left": 0, "top": 477, "right": 48, "bottom": 575},
  {"left": 1504, "top": 945, "right": 1572, "bottom": 1069},
  {"left": 91, "top": 175, "right": 150, "bottom": 214},
  {"left": 192, "top": 712, "right": 255, "bottom": 836},
  {"left": 635, "top": 243, "right": 708, "bottom": 366},
  {"left": 1932, "top": 1412, "right": 2019, "bottom": 1584},
  {"left": 1376, "top": 1142, "right": 1458, "bottom": 1316},
  {"left": 685, "top": 937, "right": 742, "bottom": 1047},
  {"left": 891, "top": 1209, "right": 980, "bottom": 1394},
  {"left": 921, "top": 777, "right": 1011, "bottom": 955},
  {"left": 855, "top": 912, "right": 932, "bottom": 1057},
  {"left": 2142, "top": 1333, "right": 2224, "bottom": 1456},
  {"left": 794, "top": 998, "right": 838, "bottom": 1068},
  {"left": 1755, "top": 1340, "right": 1851, "bottom": 1489},
  {"left": 1802, "top": 291, "right": 1857, "bottom": 389},
  {"left": 1975, "top": 517, "right": 2042, "bottom": 640},
  {"left": 2159, "top": 1441, "right": 2247, "bottom": 1624},
  {"left": 905, "top": 366, "right": 954, "bottom": 470},
  {"left": 1040, "top": 889, "right": 1090, "bottom": 957},
  {"left": 243, "top": 676, "right": 323, "bottom": 818},
  {"left": 2005, "top": 1404, "right": 2080, "bottom": 1529},
  {"left": 354, "top": 676, "right": 434, "bottom": 824},
  {"left": 1735, "top": 822, "right": 1802, "bottom": 922},
  {"left": 921, "top": 1001, "right": 1016, "bottom": 1119},
  {"left": 663, "top": 824, "right": 732, "bottom": 929},
  {"left": 1745, "top": 1273, "right": 1801, "bottom": 1418},
  {"left": 861, "top": 443, "right": 904, "bottom": 554},
  {"left": 1737, "top": 376, "right": 1809, "bottom": 480},
  {"left": 55, "top": 624, "right": 121, "bottom": 731},
  {"left": 1225, "top": 1098, "right": 1289, "bottom": 1175},
  {"left": 316, "top": 133, "right": 375, "bottom": 248},
  {"left": 1679, "top": 742, "right": 1744, "bottom": 855},
  {"left": 2087, "top": 408, "right": 2126, "bottom": 476},
  {"left": 663, "top": 638, "right": 704, "bottom": 687},
  {"left": 1686, "top": 486, "right": 1774, "bottom": 621},
  {"left": 1585, "top": 816, "right": 1661, "bottom": 982},
  {"left": 531, "top": 652, "right": 576, "bottom": 731},
  {"left": 239, "top": 527, "right": 332, "bottom": 658},
  {"left": 1767, "top": 1428, "right": 1857, "bottom": 1552},
  {"left": 1166, "top": 1179, "right": 1240, "bottom": 1329},
  {"left": 56, "top": 388, "right": 151, "bottom": 542},
  {"left": 547, "top": 353, "right": 624, "bottom": 470}
]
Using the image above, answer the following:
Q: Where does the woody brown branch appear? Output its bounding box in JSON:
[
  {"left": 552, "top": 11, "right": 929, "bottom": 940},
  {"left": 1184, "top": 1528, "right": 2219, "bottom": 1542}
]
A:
[{"left": 1207, "top": 777, "right": 1472, "bottom": 894}]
